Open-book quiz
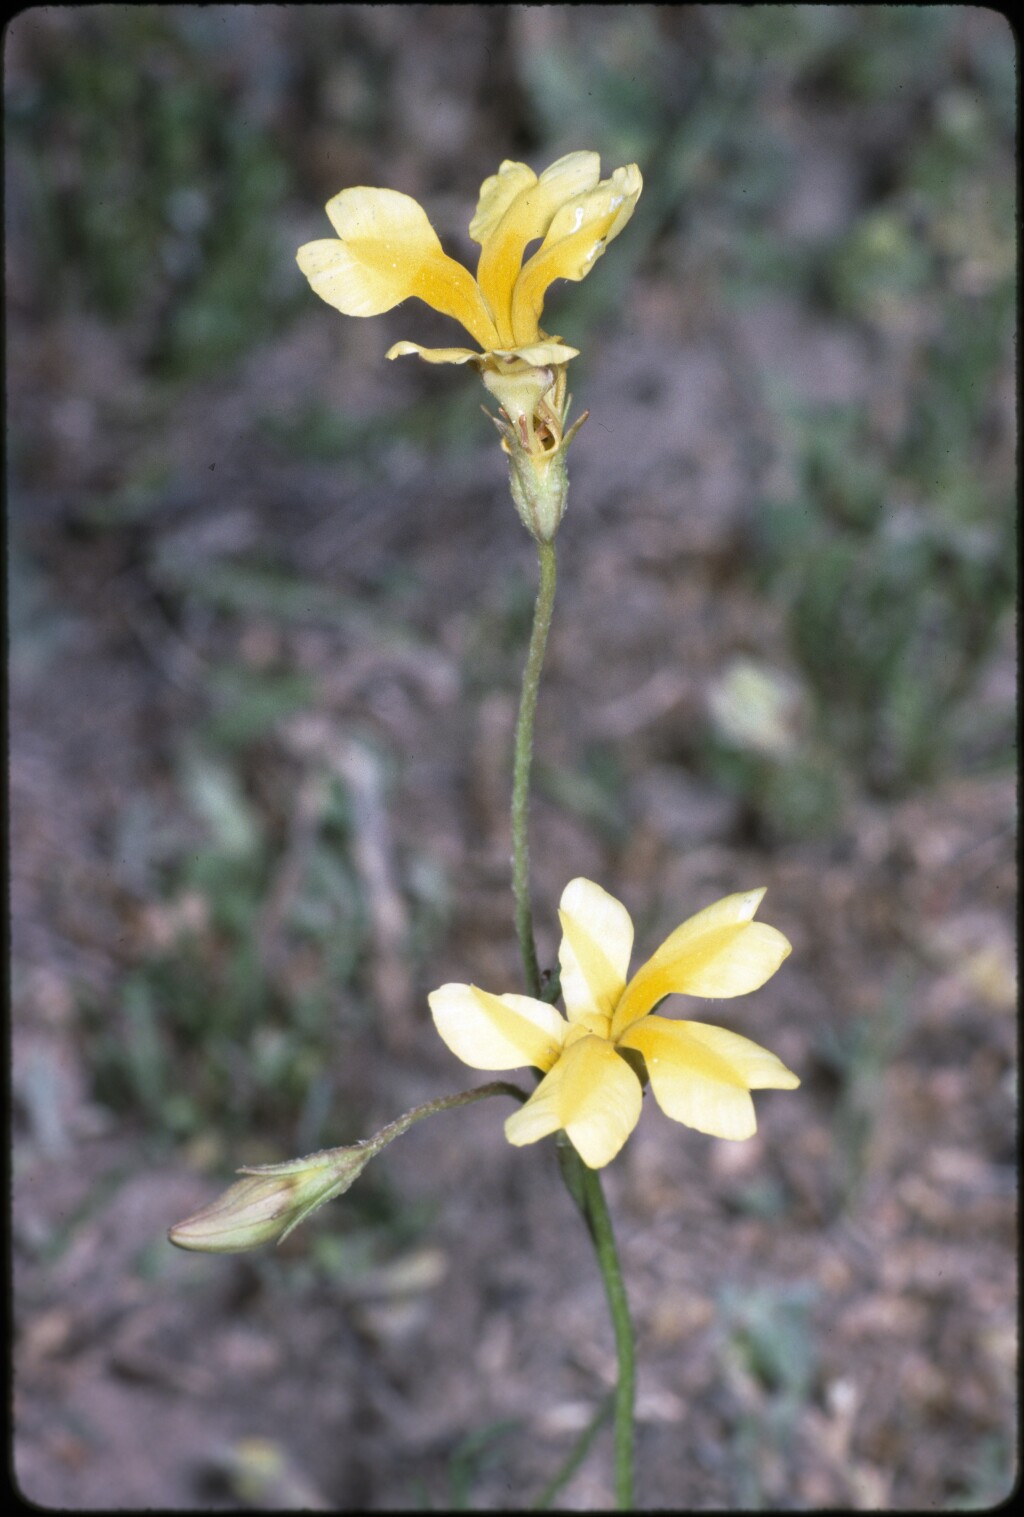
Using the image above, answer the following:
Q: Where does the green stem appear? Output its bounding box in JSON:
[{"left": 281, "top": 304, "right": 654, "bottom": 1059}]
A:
[
  {"left": 364, "top": 1080, "right": 529, "bottom": 1146},
  {"left": 511, "top": 535, "right": 635, "bottom": 1507},
  {"left": 577, "top": 1158, "right": 636, "bottom": 1509},
  {"left": 511, "top": 539, "right": 557, "bottom": 997}
]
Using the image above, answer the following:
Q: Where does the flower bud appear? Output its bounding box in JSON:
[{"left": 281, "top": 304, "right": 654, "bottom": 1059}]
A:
[
  {"left": 168, "top": 1147, "right": 373, "bottom": 1253},
  {"left": 170, "top": 1085, "right": 522, "bottom": 1254}
]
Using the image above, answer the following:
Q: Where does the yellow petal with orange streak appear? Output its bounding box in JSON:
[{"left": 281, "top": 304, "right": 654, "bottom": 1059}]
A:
[
  {"left": 298, "top": 187, "right": 499, "bottom": 350},
  {"left": 510, "top": 164, "right": 642, "bottom": 344},
  {"left": 504, "top": 1035, "right": 642, "bottom": 1168},
  {"left": 612, "top": 889, "right": 790, "bottom": 1036},
  {"left": 557, "top": 877, "right": 634, "bottom": 1023},
  {"left": 428, "top": 984, "right": 566, "bottom": 1072}
]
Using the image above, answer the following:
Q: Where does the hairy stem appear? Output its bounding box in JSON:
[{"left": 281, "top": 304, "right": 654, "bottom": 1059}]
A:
[
  {"left": 512, "top": 535, "right": 635, "bottom": 1508},
  {"left": 511, "top": 539, "right": 557, "bottom": 996},
  {"left": 367, "top": 1080, "right": 528, "bottom": 1144}
]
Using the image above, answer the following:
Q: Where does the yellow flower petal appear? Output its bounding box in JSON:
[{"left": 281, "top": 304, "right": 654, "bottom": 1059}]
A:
[
  {"left": 469, "top": 160, "right": 539, "bottom": 247},
  {"left": 670, "top": 1021, "right": 800, "bottom": 1090},
  {"left": 473, "top": 153, "right": 602, "bottom": 346},
  {"left": 510, "top": 164, "right": 643, "bottom": 345},
  {"left": 297, "top": 187, "right": 500, "bottom": 351},
  {"left": 428, "top": 984, "right": 565, "bottom": 1072},
  {"left": 504, "top": 1035, "right": 643, "bottom": 1169},
  {"left": 385, "top": 340, "right": 580, "bottom": 371},
  {"left": 385, "top": 341, "right": 484, "bottom": 364},
  {"left": 618, "top": 1015, "right": 759, "bottom": 1140},
  {"left": 558, "top": 877, "right": 634, "bottom": 1023},
  {"left": 611, "top": 889, "right": 791, "bottom": 1036},
  {"left": 493, "top": 341, "right": 580, "bottom": 366}
]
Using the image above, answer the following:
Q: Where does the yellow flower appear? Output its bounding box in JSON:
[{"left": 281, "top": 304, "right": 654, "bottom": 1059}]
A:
[
  {"left": 296, "top": 152, "right": 643, "bottom": 374},
  {"left": 297, "top": 152, "right": 642, "bottom": 543},
  {"left": 428, "top": 879, "right": 799, "bottom": 1170}
]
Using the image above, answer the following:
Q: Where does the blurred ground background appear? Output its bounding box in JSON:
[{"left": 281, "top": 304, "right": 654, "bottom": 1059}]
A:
[{"left": 7, "top": 5, "right": 1016, "bottom": 1510}]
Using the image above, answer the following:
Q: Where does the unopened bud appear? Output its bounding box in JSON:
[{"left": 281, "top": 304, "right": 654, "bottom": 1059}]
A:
[
  {"left": 168, "top": 1146, "right": 372, "bottom": 1253},
  {"left": 169, "top": 1082, "right": 524, "bottom": 1254}
]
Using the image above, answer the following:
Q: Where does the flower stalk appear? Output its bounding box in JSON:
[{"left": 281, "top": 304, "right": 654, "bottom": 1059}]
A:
[
  {"left": 511, "top": 539, "right": 557, "bottom": 997},
  {"left": 508, "top": 547, "right": 636, "bottom": 1507},
  {"left": 577, "top": 1159, "right": 636, "bottom": 1509}
]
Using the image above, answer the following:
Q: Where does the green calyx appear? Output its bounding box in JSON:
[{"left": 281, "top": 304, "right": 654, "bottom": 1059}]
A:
[{"left": 482, "top": 363, "right": 589, "bottom": 543}]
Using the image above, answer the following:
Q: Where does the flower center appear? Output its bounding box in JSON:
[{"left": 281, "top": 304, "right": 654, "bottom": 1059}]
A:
[{"left": 566, "top": 1011, "right": 612, "bottom": 1045}]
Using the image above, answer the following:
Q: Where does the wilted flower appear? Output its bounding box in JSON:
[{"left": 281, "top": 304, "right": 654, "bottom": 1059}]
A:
[{"left": 429, "top": 878, "right": 798, "bottom": 1169}]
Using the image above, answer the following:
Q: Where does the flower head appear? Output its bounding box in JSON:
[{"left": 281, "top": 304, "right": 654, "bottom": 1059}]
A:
[
  {"left": 429, "top": 879, "right": 799, "bottom": 1169},
  {"left": 296, "top": 152, "right": 642, "bottom": 372},
  {"left": 297, "top": 153, "right": 642, "bottom": 541}
]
